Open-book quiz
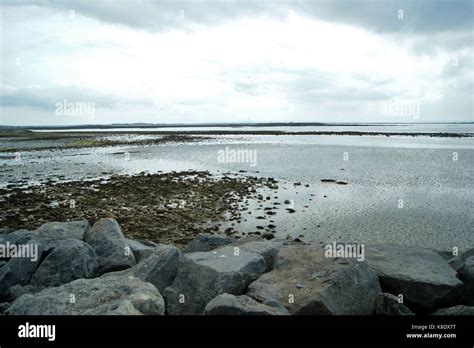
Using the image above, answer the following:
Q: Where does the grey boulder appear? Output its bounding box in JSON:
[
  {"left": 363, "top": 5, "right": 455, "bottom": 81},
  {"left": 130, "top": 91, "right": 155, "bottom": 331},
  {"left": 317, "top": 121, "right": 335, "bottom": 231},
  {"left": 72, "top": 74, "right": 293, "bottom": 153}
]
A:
[
  {"left": 185, "top": 233, "right": 233, "bottom": 253},
  {"left": 5, "top": 284, "right": 35, "bottom": 302},
  {"left": 125, "top": 239, "right": 157, "bottom": 261},
  {"left": 365, "top": 244, "right": 463, "bottom": 309},
  {"left": 205, "top": 293, "right": 290, "bottom": 315},
  {"left": 35, "top": 220, "right": 89, "bottom": 240},
  {"left": 0, "top": 229, "right": 37, "bottom": 245},
  {"left": 0, "top": 239, "right": 43, "bottom": 299},
  {"left": 374, "top": 293, "right": 414, "bottom": 315},
  {"left": 103, "top": 244, "right": 181, "bottom": 292},
  {"left": 238, "top": 241, "right": 281, "bottom": 272},
  {"left": 29, "top": 238, "right": 98, "bottom": 289},
  {"left": 448, "top": 248, "right": 474, "bottom": 272},
  {"left": 6, "top": 275, "right": 165, "bottom": 315},
  {"left": 457, "top": 256, "right": 474, "bottom": 305},
  {"left": 430, "top": 305, "right": 474, "bottom": 315},
  {"left": 84, "top": 218, "right": 136, "bottom": 275},
  {"left": 164, "top": 245, "right": 267, "bottom": 315},
  {"left": 247, "top": 245, "right": 381, "bottom": 315}
]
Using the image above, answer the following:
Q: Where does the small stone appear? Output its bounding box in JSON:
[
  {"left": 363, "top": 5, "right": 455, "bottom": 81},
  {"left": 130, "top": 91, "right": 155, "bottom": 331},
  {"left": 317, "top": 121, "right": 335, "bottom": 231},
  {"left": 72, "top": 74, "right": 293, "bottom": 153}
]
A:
[{"left": 262, "top": 233, "right": 275, "bottom": 240}]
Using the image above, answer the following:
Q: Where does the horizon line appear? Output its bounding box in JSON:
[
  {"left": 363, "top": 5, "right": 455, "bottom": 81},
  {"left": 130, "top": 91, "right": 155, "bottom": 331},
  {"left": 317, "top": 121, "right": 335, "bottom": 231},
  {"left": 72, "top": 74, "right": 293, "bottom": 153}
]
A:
[{"left": 1, "top": 121, "right": 474, "bottom": 129}]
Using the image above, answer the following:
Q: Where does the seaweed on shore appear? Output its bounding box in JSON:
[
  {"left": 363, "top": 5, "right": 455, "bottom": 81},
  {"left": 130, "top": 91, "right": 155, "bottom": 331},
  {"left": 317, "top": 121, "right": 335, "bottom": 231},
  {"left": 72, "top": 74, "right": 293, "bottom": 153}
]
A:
[{"left": 0, "top": 171, "right": 274, "bottom": 246}]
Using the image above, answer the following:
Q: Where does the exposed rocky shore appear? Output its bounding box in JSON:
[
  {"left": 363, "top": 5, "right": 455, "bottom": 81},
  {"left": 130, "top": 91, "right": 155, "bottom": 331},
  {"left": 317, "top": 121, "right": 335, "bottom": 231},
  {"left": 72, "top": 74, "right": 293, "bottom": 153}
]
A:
[
  {"left": 1, "top": 171, "right": 279, "bottom": 246},
  {"left": 0, "top": 131, "right": 210, "bottom": 153},
  {"left": 1, "top": 219, "right": 472, "bottom": 315}
]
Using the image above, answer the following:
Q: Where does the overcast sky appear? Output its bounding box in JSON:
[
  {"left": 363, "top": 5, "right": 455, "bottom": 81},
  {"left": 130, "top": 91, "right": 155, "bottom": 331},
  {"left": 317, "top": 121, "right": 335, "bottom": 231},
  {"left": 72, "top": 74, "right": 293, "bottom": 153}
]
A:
[{"left": 0, "top": 0, "right": 473, "bottom": 125}]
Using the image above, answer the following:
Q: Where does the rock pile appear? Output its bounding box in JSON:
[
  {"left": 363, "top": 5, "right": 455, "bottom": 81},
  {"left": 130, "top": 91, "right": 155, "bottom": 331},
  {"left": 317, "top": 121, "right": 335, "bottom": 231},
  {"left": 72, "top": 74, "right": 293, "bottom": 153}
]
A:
[{"left": 0, "top": 220, "right": 472, "bottom": 315}]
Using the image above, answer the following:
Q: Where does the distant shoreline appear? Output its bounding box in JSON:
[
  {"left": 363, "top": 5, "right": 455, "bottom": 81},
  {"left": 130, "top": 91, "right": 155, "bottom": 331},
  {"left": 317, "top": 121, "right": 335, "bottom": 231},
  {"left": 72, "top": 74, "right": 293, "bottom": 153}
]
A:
[
  {"left": 24, "top": 130, "right": 474, "bottom": 138},
  {"left": 1, "top": 121, "right": 473, "bottom": 131}
]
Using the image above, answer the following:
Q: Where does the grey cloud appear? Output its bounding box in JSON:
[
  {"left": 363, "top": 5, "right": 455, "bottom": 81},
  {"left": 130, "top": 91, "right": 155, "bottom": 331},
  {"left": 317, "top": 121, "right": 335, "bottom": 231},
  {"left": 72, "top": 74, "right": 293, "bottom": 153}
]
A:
[
  {"left": 295, "top": 0, "right": 472, "bottom": 33},
  {"left": 6, "top": 0, "right": 471, "bottom": 34},
  {"left": 5, "top": 0, "right": 283, "bottom": 32}
]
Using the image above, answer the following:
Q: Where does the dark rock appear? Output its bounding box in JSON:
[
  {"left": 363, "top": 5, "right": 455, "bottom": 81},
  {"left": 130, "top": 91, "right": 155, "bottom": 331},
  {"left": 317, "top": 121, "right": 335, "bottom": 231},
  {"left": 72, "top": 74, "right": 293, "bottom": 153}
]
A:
[
  {"left": 205, "top": 293, "right": 289, "bottom": 315},
  {"left": 365, "top": 244, "right": 463, "bottom": 309},
  {"left": 435, "top": 249, "right": 456, "bottom": 261},
  {"left": 84, "top": 218, "right": 136, "bottom": 275},
  {"left": 0, "top": 302, "right": 10, "bottom": 314},
  {"left": 104, "top": 244, "right": 181, "bottom": 292},
  {"left": 35, "top": 220, "right": 89, "bottom": 240},
  {"left": 6, "top": 275, "right": 164, "bottom": 315},
  {"left": 0, "top": 239, "right": 43, "bottom": 299},
  {"left": 164, "top": 246, "right": 266, "bottom": 315},
  {"left": 430, "top": 305, "right": 474, "bottom": 315},
  {"left": 6, "top": 284, "right": 35, "bottom": 302},
  {"left": 239, "top": 241, "right": 281, "bottom": 272},
  {"left": 448, "top": 248, "right": 474, "bottom": 272},
  {"left": 0, "top": 229, "right": 37, "bottom": 245},
  {"left": 29, "top": 238, "right": 98, "bottom": 289},
  {"left": 458, "top": 256, "right": 474, "bottom": 305},
  {"left": 247, "top": 245, "right": 381, "bottom": 315},
  {"left": 374, "top": 293, "right": 414, "bottom": 315},
  {"left": 125, "top": 238, "right": 156, "bottom": 261}
]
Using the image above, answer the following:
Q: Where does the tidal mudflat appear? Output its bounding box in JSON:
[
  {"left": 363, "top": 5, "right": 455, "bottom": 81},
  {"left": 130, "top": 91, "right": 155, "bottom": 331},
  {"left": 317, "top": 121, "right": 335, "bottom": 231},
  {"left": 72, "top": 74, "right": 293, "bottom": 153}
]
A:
[{"left": 1, "top": 127, "right": 473, "bottom": 251}]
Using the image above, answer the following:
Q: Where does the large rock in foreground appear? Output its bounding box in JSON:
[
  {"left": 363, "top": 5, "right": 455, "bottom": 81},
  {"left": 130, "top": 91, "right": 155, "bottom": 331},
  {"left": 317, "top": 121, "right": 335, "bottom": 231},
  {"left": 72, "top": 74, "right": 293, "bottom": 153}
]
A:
[
  {"left": 458, "top": 256, "right": 474, "bottom": 305},
  {"left": 103, "top": 244, "right": 181, "bottom": 292},
  {"left": 0, "top": 239, "right": 43, "bottom": 299},
  {"left": 364, "top": 244, "right": 463, "bottom": 309},
  {"left": 125, "top": 239, "right": 157, "bottom": 262},
  {"left": 205, "top": 293, "right": 289, "bottom": 315},
  {"left": 6, "top": 275, "right": 164, "bottom": 315},
  {"left": 35, "top": 220, "right": 89, "bottom": 241},
  {"left": 448, "top": 248, "right": 474, "bottom": 271},
  {"left": 29, "top": 238, "right": 98, "bottom": 288},
  {"left": 430, "top": 305, "right": 474, "bottom": 315},
  {"left": 239, "top": 241, "right": 281, "bottom": 272},
  {"left": 84, "top": 218, "right": 136, "bottom": 275},
  {"left": 1, "top": 221, "right": 89, "bottom": 253},
  {"left": 374, "top": 293, "right": 414, "bottom": 315},
  {"left": 164, "top": 245, "right": 267, "bottom": 315},
  {"left": 247, "top": 245, "right": 381, "bottom": 315}
]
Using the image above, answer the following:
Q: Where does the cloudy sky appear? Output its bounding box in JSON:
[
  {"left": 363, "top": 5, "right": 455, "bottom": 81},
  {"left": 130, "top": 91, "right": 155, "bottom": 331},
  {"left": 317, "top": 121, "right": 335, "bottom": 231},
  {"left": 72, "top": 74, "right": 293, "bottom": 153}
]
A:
[{"left": 0, "top": 0, "right": 473, "bottom": 126}]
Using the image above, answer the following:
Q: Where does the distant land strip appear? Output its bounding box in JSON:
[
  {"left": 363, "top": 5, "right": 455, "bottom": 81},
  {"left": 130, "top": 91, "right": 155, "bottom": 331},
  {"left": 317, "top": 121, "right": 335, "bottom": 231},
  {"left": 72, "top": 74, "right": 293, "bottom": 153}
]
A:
[{"left": 24, "top": 130, "right": 474, "bottom": 138}]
